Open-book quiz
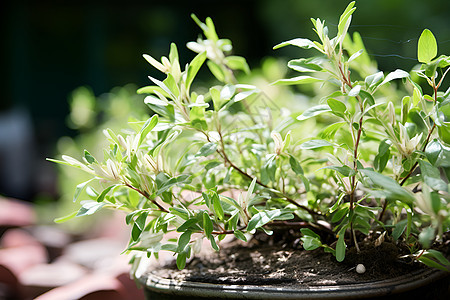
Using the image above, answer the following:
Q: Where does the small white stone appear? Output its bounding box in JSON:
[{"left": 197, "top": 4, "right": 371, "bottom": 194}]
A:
[{"left": 356, "top": 264, "right": 366, "bottom": 274}]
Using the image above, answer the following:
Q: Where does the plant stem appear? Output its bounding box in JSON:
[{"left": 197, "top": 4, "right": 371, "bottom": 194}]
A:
[
  {"left": 338, "top": 61, "right": 363, "bottom": 251},
  {"left": 205, "top": 128, "right": 320, "bottom": 216},
  {"left": 125, "top": 183, "right": 168, "bottom": 213}
]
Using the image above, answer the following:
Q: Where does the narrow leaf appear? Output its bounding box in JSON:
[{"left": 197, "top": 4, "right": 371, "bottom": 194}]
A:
[
  {"left": 300, "top": 139, "right": 333, "bottom": 149},
  {"left": 273, "top": 75, "right": 323, "bottom": 86},
  {"left": 297, "top": 105, "right": 331, "bottom": 121}
]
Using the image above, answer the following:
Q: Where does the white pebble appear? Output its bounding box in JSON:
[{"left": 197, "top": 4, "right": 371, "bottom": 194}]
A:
[{"left": 356, "top": 264, "right": 366, "bottom": 274}]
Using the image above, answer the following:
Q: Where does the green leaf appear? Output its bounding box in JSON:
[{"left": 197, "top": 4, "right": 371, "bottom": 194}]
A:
[
  {"left": 207, "top": 60, "right": 226, "bottom": 82},
  {"left": 76, "top": 200, "right": 106, "bottom": 217},
  {"left": 392, "top": 220, "right": 407, "bottom": 240},
  {"left": 196, "top": 142, "right": 218, "bottom": 157},
  {"left": 300, "top": 228, "right": 321, "bottom": 239},
  {"left": 212, "top": 192, "right": 224, "bottom": 220},
  {"left": 247, "top": 209, "right": 293, "bottom": 232},
  {"left": 289, "top": 155, "right": 304, "bottom": 175},
  {"left": 209, "top": 236, "right": 219, "bottom": 251},
  {"left": 374, "top": 139, "right": 391, "bottom": 173},
  {"left": 203, "top": 212, "right": 213, "bottom": 238},
  {"left": 418, "top": 29, "right": 438, "bottom": 64},
  {"left": 273, "top": 75, "right": 323, "bottom": 86},
  {"left": 365, "top": 71, "right": 384, "bottom": 89},
  {"left": 163, "top": 74, "right": 180, "bottom": 98},
  {"left": 331, "top": 207, "right": 349, "bottom": 222},
  {"left": 417, "top": 255, "right": 449, "bottom": 272},
  {"left": 423, "top": 249, "right": 450, "bottom": 266},
  {"left": 297, "top": 105, "right": 331, "bottom": 121},
  {"left": 322, "top": 165, "right": 356, "bottom": 177},
  {"left": 360, "top": 169, "right": 416, "bottom": 204},
  {"left": 186, "top": 52, "right": 207, "bottom": 92},
  {"left": 84, "top": 150, "right": 96, "bottom": 164},
  {"left": 132, "top": 212, "right": 148, "bottom": 241},
  {"left": 300, "top": 139, "right": 333, "bottom": 149},
  {"left": 176, "top": 250, "right": 188, "bottom": 270},
  {"left": 419, "top": 160, "right": 448, "bottom": 191},
  {"left": 156, "top": 174, "right": 191, "bottom": 196},
  {"left": 177, "top": 218, "right": 199, "bottom": 232},
  {"left": 273, "top": 38, "right": 319, "bottom": 50},
  {"left": 321, "top": 122, "right": 345, "bottom": 139},
  {"left": 338, "top": 1, "right": 356, "bottom": 37},
  {"left": 73, "top": 179, "right": 93, "bottom": 203},
  {"left": 176, "top": 230, "right": 192, "bottom": 253},
  {"left": 348, "top": 85, "right": 361, "bottom": 97},
  {"left": 138, "top": 115, "right": 159, "bottom": 146},
  {"left": 425, "top": 139, "right": 442, "bottom": 166},
  {"left": 233, "top": 89, "right": 259, "bottom": 102},
  {"left": 224, "top": 56, "right": 250, "bottom": 74},
  {"left": 378, "top": 69, "right": 409, "bottom": 88},
  {"left": 327, "top": 98, "right": 347, "bottom": 117},
  {"left": 96, "top": 185, "right": 117, "bottom": 202},
  {"left": 54, "top": 211, "right": 78, "bottom": 223},
  {"left": 301, "top": 235, "right": 322, "bottom": 250},
  {"left": 288, "top": 58, "right": 323, "bottom": 72},
  {"left": 336, "top": 232, "right": 346, "bottom": 262},
  {"left": 234, "top": 230, "right": 247, "bottom": 242}
]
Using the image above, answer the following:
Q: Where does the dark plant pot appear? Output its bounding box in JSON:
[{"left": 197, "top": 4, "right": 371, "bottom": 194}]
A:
[{"left": 136, "top": 267, "right": 449, "bottom": 300}]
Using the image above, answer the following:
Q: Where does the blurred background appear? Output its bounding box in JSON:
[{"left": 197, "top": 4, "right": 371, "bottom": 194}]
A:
[{"left": 1, "top": 0, "right": 450, "bottom": 203}]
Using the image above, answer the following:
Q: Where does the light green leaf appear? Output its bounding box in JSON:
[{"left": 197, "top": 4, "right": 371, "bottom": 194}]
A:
[
  {"left": 186, "top": 52, "right": 207, "bottom": 92},
  {"left": 348, "top": 85, "right": 361, "bottom": 97},
  {"left": 327, "top": 98, "right": 347, "bottom": 117},
  {"left": 300, "top": 139, "right": 333, "bottom": 149},
  {"left": 418, "top": 29, "right": 438, "bottom": 64},
  {"left": 138, "top": 114, "right": 158, "bottom": 146},
  {"left": 54, "top": 211, "right": 78, "bottom": 223},
  {"left": 207, "top": 60, "right": 226, "bottom": 82},
  {"left": 73, "top": 179, "right": 93, "bottom": 202},
  {"left": 338, "top": 1, "right": 356, "bottom": 37},
  {"left": 224, "top": 56, "right": 250, "bottom": 74},
  {"left": 297, "top": 105, "right": 331, "bottom": 121},
  {"left": 378, "top": 69, "right": 410, "bottom": 88},
  {"left": 273, "top": 38, "right": 319, "bottom": 50},
  {"left": 273, "top": 75, "right": 323, "bottom": 86},
  {"left": 288, "top": 58, "right": 323, "bottom": 72},
  {"left": 196, "top": 142, "right": 218, "bottom": 157},
  {"left": 76, "top": 200, "right": 106, "bottom": 217}
]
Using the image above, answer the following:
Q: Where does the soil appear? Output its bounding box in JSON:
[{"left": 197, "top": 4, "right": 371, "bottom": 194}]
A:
[{"left": 149, "top": 230, "right": 450, "bottom": 287}]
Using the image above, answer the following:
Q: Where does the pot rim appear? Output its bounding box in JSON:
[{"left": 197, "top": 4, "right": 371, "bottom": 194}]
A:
[{"left": 137, "top": 266, "right": 448, "bottom": 299}]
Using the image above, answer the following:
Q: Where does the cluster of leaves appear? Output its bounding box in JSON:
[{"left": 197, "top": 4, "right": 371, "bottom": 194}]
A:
[{"left": 51, "top": 2, "right": 450, "bottom": 271}]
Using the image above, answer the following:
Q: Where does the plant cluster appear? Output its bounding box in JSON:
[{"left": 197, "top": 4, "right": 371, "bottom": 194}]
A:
[{"left": 50, "top": 2, "right": 450, "bottom": 272}]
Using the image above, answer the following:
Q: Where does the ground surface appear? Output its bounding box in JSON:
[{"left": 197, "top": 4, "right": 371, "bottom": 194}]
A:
[{"left": 151, "top": 230, "right": 448, "bottom": 287}]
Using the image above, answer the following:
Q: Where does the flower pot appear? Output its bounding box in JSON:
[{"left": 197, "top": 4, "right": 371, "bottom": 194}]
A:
[{"left": 135, "top": 257, "right": 449, "bottom": 300}]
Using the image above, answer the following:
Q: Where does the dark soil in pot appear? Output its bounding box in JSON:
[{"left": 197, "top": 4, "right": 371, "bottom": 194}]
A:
[{"left": 142, "top": 231, "right": 450, "bottom": 299}]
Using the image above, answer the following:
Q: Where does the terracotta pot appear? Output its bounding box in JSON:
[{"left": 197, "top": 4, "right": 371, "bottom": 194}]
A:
[{"left": 136, "top": 266, "right": 449, "bottom": 300}]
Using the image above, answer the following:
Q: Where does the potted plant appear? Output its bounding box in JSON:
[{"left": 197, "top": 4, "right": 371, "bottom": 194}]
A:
[{"left": 49, "top": 2, "right": 450, "bottom": 298}]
